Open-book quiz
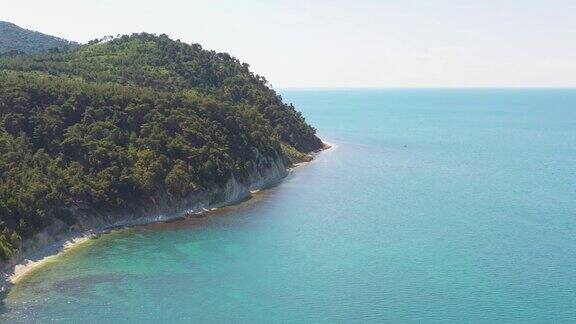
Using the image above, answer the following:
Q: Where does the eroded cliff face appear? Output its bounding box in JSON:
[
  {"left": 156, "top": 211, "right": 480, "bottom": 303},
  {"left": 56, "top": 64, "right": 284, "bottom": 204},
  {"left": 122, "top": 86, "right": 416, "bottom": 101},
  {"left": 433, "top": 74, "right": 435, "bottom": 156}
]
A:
[{"left": 0, "top": 155, "right": 288, "bottom": 290}]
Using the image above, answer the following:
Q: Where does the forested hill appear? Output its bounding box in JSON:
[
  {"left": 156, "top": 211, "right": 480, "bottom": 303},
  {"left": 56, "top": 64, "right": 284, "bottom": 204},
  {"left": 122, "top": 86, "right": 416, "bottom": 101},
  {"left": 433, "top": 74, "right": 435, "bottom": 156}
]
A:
[
  {"left": 0, "top": 33, "right": 324, "bottom": 260},
  {"left": 0, "top": 21, "right": 78, "bottom": 54}
]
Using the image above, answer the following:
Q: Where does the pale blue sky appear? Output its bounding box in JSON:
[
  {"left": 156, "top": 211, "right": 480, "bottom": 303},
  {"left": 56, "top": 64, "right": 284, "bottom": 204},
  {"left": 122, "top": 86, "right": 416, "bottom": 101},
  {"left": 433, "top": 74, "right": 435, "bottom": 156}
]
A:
[{"left": 3, "top": 0, "right": 576, "bottom": 87}]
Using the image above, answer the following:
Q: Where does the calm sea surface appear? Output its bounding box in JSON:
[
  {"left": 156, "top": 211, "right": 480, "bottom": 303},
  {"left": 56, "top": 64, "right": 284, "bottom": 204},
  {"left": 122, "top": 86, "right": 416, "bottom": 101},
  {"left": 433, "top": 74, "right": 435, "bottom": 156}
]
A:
[{"left": 2, "top": 89, "right": 576, "bottom": 323}]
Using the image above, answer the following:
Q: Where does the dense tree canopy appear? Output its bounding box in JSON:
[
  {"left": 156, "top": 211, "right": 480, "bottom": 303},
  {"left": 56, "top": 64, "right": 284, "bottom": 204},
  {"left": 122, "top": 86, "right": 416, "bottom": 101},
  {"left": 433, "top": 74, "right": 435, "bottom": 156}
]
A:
[
  {"left": 0, "top": 33, "right": 322, "bottom": 151},
  {"left": 0, "top": 34, "right": 323, "bottom": 259}
]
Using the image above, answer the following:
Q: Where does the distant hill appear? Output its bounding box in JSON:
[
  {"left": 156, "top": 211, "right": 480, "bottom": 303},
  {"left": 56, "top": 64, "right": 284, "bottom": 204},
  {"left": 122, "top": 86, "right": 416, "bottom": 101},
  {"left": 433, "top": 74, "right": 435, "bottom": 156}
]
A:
[{"left": 0, "top": 21, "right": 78, "bottom": 54}]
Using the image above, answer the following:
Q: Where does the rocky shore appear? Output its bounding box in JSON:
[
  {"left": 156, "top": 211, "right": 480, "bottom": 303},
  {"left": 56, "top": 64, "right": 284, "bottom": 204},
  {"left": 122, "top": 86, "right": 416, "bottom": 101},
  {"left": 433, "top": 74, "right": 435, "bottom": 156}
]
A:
[
  {"left": 0, "top": 155, "right": 288, "bottom": 293},
  {"left": 0, "top": 145, "right": 330, "bottom": 293}
]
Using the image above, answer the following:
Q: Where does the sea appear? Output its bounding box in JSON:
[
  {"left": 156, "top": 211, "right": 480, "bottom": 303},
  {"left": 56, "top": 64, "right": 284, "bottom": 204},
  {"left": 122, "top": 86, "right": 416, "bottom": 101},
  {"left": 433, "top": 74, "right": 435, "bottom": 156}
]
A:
[{"left": 2, "top": 89, "right": 576, "bottom": 323}]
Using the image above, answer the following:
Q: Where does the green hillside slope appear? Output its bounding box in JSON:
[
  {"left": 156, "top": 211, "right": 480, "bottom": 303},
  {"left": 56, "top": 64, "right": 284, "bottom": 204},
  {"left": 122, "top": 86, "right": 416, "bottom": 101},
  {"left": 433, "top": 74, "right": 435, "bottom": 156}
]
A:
[
  {"left": 0, "top": 33, "right": 324, "bottom": 260},
  {"left": 0, "top": 21, "right": 78, "bottom": 54}
]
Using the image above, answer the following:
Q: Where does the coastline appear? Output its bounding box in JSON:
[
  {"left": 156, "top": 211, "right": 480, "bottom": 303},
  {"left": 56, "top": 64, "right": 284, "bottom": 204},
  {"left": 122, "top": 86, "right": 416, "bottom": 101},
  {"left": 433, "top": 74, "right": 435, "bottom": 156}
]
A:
[
  {"left": 8, "top": 235, "right": 94, "bottom": 284},
  {"left": 289, "top": 142, "right": 334, "bottom": 169},
  {"left": 0, "top": 143, "right": 331, "bottom": 292}
]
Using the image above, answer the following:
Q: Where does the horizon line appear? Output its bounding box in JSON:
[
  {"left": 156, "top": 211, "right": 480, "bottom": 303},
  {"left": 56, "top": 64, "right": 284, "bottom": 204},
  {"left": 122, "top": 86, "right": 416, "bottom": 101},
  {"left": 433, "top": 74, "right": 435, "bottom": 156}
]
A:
[{"left": 275, "top": 86, "right": 576, "bottom": 91}]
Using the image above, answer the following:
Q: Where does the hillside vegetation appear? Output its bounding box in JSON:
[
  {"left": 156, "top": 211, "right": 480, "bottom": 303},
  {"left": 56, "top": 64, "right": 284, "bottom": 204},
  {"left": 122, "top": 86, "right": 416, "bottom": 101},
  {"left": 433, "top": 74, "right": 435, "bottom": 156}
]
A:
[
  {"left": 0, "top": 21, "right": 78, "bottom": 54},
  {"left": 0, "top": 33, "right": 323, "bottom": 260}
]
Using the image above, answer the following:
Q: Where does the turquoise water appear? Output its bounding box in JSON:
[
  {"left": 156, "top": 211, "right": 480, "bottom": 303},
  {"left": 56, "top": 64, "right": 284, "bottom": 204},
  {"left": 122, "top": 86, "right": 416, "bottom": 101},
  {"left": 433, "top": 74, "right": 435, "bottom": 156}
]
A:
[{"left": 2, "top": 89, "right": 576, "bottom": 322}]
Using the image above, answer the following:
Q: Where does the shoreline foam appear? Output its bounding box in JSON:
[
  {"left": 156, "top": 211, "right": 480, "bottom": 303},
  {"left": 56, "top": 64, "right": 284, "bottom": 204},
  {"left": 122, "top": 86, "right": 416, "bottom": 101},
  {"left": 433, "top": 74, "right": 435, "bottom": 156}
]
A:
[{"left": 8, "top": 235, "right": 95, "bottom": 284}]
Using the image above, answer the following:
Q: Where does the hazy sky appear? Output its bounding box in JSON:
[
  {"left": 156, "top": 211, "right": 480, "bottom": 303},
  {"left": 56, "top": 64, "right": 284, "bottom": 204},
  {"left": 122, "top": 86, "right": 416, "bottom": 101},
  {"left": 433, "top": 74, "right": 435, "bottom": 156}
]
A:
[{"left": 3, "top": 0, "right": 576, "bottom": 87}]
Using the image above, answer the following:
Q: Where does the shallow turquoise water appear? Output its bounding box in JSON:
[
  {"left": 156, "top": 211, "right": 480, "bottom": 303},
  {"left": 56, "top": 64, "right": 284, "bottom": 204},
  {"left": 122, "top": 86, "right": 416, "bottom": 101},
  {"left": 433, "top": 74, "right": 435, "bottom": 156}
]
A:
[{"left": 2, "top": 89, "right": 576, "bottom": 322}]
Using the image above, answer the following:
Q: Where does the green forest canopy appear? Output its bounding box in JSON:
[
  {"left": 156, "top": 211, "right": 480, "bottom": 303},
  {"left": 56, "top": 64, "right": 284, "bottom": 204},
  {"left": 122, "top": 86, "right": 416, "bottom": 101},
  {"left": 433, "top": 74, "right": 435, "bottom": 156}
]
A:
[{"left": 0, "top": 33, "right": 324, "bottom": 260}]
